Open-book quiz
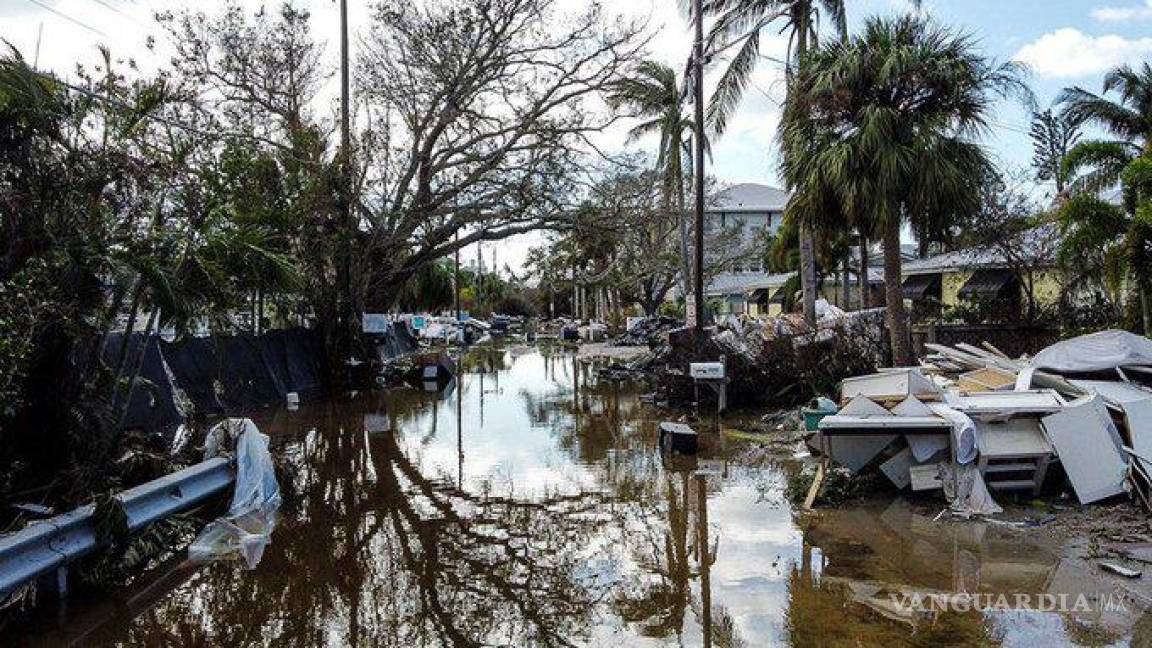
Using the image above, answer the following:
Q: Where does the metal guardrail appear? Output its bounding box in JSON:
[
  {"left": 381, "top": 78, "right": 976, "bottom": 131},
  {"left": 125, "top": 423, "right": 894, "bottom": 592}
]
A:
[{"left": 0, "top": 457, "right": 235, "bottom": 597}]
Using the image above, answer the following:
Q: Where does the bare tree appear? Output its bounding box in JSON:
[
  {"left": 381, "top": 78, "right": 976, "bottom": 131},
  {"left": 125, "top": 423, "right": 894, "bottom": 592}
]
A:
[{"left": 355, "top": 0, "right": 646, "bottom": 311}]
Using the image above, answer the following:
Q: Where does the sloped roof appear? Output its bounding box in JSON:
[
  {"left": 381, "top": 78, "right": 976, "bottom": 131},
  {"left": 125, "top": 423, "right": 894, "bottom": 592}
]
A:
[
  {"left": 902, "top": 224, "right": 1059, "bottom": 275},
  {"left": 705, "top": 271, "right": 795, "bottom": 296},
  {"left": 709, "top": 183, "right": 789, "bottom": 213}
]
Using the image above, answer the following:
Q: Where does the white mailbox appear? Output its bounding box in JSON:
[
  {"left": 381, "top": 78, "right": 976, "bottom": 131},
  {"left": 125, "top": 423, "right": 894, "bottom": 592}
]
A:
[{"left": 689, "top": 362, "right": 725, "bottom": 380}]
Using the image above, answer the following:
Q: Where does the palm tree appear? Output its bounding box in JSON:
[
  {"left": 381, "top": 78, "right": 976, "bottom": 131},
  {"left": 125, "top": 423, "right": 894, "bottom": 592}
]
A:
[
  {"left": 702, "top": 0, "right": 851, "bottom": 325},
  {"left": 1059, "top": 63, "right": 1152, "bottom": 330},
  {"left": 780, "top": 15, "right": 1027, "bottom": 365},
  {"left": 608, "top": 61, "right": 694, "bottom": 300}
]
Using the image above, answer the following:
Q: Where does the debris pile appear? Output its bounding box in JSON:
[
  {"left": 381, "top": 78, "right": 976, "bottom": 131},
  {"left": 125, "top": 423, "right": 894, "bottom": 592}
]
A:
[
  {"left": 615, "top": 316, "right": 682, "bottom": 347},
  {"left": 811, "top": 329, "right": 1152, "bottom": 515},
  {"left": 609, "top": 306, "right": 888, "bottom": 408}
]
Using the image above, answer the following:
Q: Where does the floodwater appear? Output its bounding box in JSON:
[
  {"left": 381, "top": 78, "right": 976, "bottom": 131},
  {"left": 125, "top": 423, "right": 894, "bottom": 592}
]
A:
[{"left": 12, "top": 345, "right": 1152, "bottom": 646}]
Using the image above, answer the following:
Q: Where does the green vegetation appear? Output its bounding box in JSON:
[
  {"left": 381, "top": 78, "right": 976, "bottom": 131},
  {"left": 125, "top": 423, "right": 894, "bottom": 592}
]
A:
[{"left": 0, "top": 0, "right": 645, "bottom": 504}]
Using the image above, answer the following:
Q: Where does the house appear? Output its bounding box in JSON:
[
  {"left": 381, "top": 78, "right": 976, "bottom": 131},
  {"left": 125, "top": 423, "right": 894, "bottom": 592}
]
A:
[
  {"left": 900, "top": 225, "right": 1063, "bottom": 320},
  {"left": 704, "top": 183, "right": 789, "bottom": 273}
]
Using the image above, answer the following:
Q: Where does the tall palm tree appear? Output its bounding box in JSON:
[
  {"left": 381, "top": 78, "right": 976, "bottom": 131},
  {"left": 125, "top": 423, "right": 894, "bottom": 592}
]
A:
[
  {"left": 1059, "top": 63, "right": 1152, "bottom": 330},
  {"left": 1059, "top": 64, "right": 1152, "bottom": 200},
  {"left": 702, "top": 0, "right": 851, "bottom": 325},
  {"left": 780, "top": 15, "right": 1026, "bottom": 365},
  {"left": 608, "top": 60, "right": 694, "bottom": 300}
]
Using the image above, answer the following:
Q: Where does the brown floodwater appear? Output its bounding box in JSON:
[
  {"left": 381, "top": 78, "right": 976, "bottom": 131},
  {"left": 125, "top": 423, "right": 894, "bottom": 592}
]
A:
[{"left": 10, "top": 345, "right": 1152, "bottom": 646}]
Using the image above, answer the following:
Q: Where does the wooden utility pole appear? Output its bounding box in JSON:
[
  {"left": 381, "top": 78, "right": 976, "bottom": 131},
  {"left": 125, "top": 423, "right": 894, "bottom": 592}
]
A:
[{"left": 692, "top": 0, "right": 706, "bottom": 332}]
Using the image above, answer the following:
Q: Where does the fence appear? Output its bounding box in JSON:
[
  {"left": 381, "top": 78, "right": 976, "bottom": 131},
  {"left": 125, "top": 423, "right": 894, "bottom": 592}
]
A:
[
  {"left": 912, "top": 323, "right": 1063, "bottom": 359},
  {"left": 104, "top": 328, "right": 326, "bottom": 431}
]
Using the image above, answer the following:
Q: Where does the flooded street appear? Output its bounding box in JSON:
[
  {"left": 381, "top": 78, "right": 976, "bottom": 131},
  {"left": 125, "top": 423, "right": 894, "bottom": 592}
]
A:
[{"left": 13, "top": 346, "right": 1152, "bottom": 646}]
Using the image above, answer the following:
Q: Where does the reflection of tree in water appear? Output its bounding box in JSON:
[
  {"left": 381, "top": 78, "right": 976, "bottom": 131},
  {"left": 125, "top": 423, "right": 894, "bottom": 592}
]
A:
[
  {"left": 109, "top": 348, "right": 743, "bottom": 646},
  {"left": 115, "top": 403, "right": 612, "bottom": 647}
]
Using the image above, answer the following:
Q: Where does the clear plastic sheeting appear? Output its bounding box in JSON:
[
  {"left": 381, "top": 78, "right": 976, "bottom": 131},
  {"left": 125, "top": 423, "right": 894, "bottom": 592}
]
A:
[
  {"left": 1029, "top": 329, "right": 1152, "bottom": 373},
  {"left": 189, "top": 418, "right": 281, "bottom": 569},
  {"left": 940, "top": 462, "right": 1003, "bottom": 517},
  {"left": 927, "top": 403, "right": 979, "bottom": 465}
]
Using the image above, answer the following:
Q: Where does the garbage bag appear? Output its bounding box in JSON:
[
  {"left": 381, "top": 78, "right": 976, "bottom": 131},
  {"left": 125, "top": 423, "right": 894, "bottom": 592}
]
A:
[{"left": 189, "top": 418, "right": 281, "bottom": 569}]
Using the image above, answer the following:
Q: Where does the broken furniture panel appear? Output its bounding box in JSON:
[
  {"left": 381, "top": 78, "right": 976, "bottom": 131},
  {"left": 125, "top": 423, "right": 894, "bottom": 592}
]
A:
[
  {"left": 945, "top": 389, "right": 1065, "bottom": 416},
  {"left": 909, "top": 463, "right": 944, "bottom": 491},
  {"left": 1041, "top": 397, "right": 1128, "bottom": 504},
  {"left": 840, "top": 369, "right": 939, "bottom": 403},
  {"left": 825, "top": 435, "right": 899, "bottom": 473}
]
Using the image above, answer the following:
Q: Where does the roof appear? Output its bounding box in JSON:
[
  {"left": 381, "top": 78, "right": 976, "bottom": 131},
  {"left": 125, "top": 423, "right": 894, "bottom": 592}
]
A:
[
  {"left": 902, "top": 224, "right": 1058, "bottom": 276},
  {"left": 705, "top": 271, "right": 795, "bottom": 297},
  {"left": 708, "top": 183, "right": 789, "bottom": 213}
]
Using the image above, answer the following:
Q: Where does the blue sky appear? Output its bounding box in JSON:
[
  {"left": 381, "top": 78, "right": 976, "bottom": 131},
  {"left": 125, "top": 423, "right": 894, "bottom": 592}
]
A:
[{"left": 674, "top": 0, "right": 1152, "bottom": 200}]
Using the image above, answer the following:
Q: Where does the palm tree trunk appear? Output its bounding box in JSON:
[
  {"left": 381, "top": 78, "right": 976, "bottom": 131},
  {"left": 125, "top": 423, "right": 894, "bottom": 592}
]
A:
[
  {"left": 858, "top": 235, "right": 870, "bottom": 309},
  {"left": 883, "top": 217, "right": 913, "bottom": 366},
  {"left": 794, "top": 10, "right": 818, "bottom": 325}
]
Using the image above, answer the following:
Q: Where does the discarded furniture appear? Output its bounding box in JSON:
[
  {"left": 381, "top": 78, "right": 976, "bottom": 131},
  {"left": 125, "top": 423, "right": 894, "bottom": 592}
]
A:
[
  {"left": 974, "top": 418, "right": 1053, "bottom": 495},
  {"left": 659, "top": 422, "right": 699, "bottom": 455},
  {"left": 840, "top": 369, "right": 939, "bottom": 403}
]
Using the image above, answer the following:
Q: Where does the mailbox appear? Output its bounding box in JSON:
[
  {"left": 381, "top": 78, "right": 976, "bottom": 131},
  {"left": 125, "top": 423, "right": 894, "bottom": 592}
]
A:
[{"left": 689, "top": 362, "right": 725, "bottom": 380}]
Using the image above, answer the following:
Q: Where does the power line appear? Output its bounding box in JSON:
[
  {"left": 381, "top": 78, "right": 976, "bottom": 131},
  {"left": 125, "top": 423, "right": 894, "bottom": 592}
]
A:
[
  {"left": 25, "top": 0, "right": 106, "bottom": 36},
  {"left": 89, "top": 0, "right": 144, "bottom": 26}
]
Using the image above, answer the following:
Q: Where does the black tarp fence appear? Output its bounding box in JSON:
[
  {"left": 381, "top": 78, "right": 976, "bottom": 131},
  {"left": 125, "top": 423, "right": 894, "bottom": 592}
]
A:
[{"left": 106, "top": 327, "right": 327, "bottom": 431}]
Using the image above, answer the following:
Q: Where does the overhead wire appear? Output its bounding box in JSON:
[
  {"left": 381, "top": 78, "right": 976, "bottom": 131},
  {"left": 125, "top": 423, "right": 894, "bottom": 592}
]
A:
[{"left": 24, "top": 0, "right": 106, "bottom": 36}]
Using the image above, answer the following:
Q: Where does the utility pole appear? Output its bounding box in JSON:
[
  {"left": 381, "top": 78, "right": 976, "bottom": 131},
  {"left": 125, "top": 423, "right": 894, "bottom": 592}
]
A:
[
  {"left": 476, "top": 242, "right": 483, "bottom": 318},
  {"left": 692, "top": 0, "right": 706, "bottom": 332},
  {"left": 337, "top": 0, "right": 354, "bottom": 364},
  {"left": 454, "top": 230, "right": 461, "bottom": 328}
]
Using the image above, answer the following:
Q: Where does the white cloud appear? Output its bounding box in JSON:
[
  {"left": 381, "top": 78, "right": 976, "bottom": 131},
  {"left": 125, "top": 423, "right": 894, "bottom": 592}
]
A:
[
  {"left": 1092, "top": 1, "right": 1152, "bottom": 22},
  {"left": 1014, "top": 28, "right": 1152, "bottom": 78}
]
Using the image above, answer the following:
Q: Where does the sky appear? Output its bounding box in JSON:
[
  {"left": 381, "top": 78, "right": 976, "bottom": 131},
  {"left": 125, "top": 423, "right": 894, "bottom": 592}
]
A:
[{"left": 3, "top": 0, "right": 1152, "bottom": 271}]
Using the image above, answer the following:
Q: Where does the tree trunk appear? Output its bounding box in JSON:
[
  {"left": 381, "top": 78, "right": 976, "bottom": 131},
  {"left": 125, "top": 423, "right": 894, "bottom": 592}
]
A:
[
  {"left": 840, "top": 258, "right": 850, "bottom": 309},
  {"left": 794, "top": 11, "right": 818, "bottom": 326},
  {"left": 883, "top": 217, "right": 913, "bottom": 366},
  {"left": 1142, "top": 285, "right": 1152, "bottom": 335},
  {"left": 858, "top": 236, "right": 870, "bottom": 310},
  {"left": 799, "top": 224, "right": 818, "bottom": 324}
]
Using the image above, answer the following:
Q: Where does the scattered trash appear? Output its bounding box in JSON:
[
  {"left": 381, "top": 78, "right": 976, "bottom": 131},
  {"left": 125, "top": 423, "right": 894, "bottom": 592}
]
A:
[
  {"left": 189, "top": 418, "right": 281, "bottom": 569},
  {"left": 1100, "top": 562, "right": 1143, "bottom": 579}
]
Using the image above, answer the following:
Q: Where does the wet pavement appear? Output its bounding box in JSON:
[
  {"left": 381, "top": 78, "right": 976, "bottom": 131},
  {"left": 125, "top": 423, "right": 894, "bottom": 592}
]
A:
[{"left": 11, "top": 345, "right": 1152, "bottom": 646}]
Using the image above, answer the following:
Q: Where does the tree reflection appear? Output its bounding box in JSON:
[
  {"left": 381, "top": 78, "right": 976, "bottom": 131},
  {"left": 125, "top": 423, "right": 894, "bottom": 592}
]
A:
[
  {"left": 71, "top": 348, "right": 746, "bottom": 647},
  {"left": 106, "top": 397, "right": 613, "bottom": 647}
]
